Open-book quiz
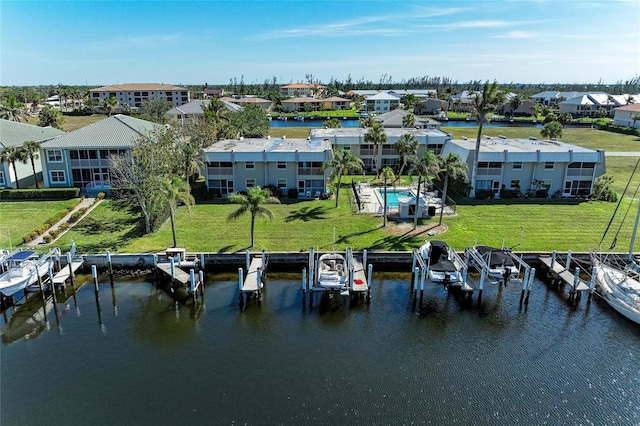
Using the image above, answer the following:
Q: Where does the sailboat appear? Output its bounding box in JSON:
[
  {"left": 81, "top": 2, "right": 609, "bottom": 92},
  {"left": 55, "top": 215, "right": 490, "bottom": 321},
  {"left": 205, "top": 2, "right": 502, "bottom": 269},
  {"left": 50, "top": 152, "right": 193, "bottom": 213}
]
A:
[{"left": 591, "top": 194, "right": 640, "bottom": 325}]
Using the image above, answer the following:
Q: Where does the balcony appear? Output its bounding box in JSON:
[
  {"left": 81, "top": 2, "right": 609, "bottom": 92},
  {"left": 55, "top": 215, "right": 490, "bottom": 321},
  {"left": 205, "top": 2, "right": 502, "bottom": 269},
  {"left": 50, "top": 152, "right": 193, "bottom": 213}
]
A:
[{"left": 298, "top": 167, "right": 323, "bottom": 175}]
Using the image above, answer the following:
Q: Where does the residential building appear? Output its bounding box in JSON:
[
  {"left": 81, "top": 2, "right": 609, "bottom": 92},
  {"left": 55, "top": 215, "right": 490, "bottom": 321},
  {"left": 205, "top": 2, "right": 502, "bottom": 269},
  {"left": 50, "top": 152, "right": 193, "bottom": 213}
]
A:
[
  {"left": 373, "top": 109, "right": 441, "bottom": 129},
  {"left": 414, "top": 99, "right": 448, "bottom": 115},
  {"left": 322, "top": 96, "right": 351, "bottom": 111},
  {"left": 166, "top": 99, "right": 241, "bottom": 122},
  {"left": 39, "top": 115, "right": 160, "bottom": 193},
  {"left": 203, "top": 136, "right": 332, "bottom": 197},
  {"left": 0, "top": 120, "right": 66, "bottom": 189},
  {"left": 280, "top": 83, "right": 325, "bottom": 97},
  {"left": 282, "top": 97, "right": 324, "bottom": 113},
  {"left": 612, "top": 103, "right": 640, "bottom": 128},
  {"left": 440, "top": 136, "right": 605, "bottom": 198},
  {"left": 558, "top": 93, "right": 626, "bottom": 117},
  {"left": 220, "top": 96, "right": 273, "bottom": 111},
  {"left": 364, "top": 92, "right": 401, "bottom": 113},
  {"left": 309, "top": 127, "right": 451, "bottom": 172},
  {"left": 89, "top": 83, "right": 190, "bottom": 108}
]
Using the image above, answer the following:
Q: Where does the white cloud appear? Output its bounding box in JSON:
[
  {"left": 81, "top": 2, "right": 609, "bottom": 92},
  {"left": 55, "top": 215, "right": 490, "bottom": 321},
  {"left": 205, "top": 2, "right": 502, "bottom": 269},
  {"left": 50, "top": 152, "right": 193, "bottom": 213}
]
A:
[{"left": 493, "top": 31, "right": 539, "bottom": 39}]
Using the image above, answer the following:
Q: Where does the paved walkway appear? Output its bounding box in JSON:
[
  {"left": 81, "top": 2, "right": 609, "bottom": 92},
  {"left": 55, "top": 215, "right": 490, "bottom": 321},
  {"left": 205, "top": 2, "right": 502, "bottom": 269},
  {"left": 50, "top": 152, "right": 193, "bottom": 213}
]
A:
[
  {"left": 605, "top": 152, "right": 640, "bottom": 156},
  {"left": 27, "top": 197, "right": 102, "bottom": 247}
]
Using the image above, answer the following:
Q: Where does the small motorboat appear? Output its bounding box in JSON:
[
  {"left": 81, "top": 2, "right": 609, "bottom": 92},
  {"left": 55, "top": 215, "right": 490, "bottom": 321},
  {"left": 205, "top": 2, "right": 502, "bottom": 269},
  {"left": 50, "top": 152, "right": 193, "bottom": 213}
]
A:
[
  {"left": 316, "top": 253, "right": 347, "bottom": 290},
  {"left": 474, "top": 245, "right": 519, "bottom": 281},
  {"left": 419, "top": 240, "right": 463, "bottom": 284}
]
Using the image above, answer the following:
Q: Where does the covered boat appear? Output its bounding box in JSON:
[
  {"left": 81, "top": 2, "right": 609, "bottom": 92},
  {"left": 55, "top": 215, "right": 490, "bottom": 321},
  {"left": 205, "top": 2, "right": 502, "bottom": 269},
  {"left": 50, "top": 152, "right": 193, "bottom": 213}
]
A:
[
  {"left": 474, "top": 245, "right": 519, "bottom": 281},
  {"left": 419, "top": 240, "right": 463, "bottom": 284}
]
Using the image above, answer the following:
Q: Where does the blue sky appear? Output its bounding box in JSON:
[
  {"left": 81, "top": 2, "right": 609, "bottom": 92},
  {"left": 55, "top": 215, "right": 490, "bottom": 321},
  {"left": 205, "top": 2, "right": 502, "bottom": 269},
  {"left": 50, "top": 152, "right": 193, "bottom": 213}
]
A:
[{"left": 1, "top": 0, "right": 639, "bottom": 86}]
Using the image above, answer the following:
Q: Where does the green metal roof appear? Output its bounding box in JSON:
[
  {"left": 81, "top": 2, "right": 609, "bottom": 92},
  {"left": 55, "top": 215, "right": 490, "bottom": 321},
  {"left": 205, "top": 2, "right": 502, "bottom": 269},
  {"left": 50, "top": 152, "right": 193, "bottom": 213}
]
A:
[
  {"left": 0, "top": 119, "right": 66, "bottom": 148},
  {"left": 40, "top": 114, "right": 160, "bottom": 149}
]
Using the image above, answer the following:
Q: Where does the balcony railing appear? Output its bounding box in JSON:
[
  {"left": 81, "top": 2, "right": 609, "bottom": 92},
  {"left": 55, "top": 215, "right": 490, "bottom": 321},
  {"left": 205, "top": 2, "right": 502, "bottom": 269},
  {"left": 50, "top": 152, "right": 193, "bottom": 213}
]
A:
[
  {"left": 207, "top": 167, "right": 234, "bottom": 175},
  {"left": 566, "top": 169, "right": 594, "bottom": 177},
  {"left": 298, "top": 167, "right": 323, "bottom": 175},
  {"left": 476, "top": 168, "right": 502, "bottom": 176}
]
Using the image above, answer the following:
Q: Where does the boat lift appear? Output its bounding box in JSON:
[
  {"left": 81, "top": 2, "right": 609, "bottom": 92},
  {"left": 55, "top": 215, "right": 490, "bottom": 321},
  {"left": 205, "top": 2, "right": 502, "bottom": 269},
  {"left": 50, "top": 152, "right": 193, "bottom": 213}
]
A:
[{"left": 464, "top": 247, "right": 535, "bottom": 307}]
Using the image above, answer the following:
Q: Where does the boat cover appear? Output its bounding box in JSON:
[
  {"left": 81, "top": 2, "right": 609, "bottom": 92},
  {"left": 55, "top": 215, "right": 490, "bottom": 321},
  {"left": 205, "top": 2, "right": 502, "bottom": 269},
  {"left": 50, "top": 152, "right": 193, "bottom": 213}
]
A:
[
  {"left": 475, "top": 246, "right": 515, "bottom": 268},
  {"left": 6, "top": 251, "right": 36, "bottom": 263},
  {"left": 429, "top": 241, "right": 458, "bottom": 272}
]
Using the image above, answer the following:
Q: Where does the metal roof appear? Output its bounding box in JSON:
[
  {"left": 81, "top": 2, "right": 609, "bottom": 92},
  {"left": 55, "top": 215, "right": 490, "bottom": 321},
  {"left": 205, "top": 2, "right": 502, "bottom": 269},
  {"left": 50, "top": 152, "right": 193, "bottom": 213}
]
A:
[
  {"left": 40, "top": 115, "right": 160, "bottom": 149},
  {"left": 0, "top": 119, "right": 66, "bottom": 148}
]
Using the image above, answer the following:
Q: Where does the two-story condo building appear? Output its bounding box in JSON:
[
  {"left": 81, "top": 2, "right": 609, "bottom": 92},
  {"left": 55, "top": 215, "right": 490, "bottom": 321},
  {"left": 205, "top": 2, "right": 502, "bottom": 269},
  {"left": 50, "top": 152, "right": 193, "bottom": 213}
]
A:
[
  {"left": 204, "top": 137, "right": 333, "bottom": 198},
  {"left": 441, "top": 136, "right": 605, "bottom": 197},
  {"left": 40, "top": 115, "right": 159, "bottom": 193},
  {"left": 309, "top": 128, "right": 451, "bottom": 172},
  {"left": 89, "top": 83, "right": 190, "bottom": 108},
  {"left": 0, "top": 119, "right": 66, "bottom": 189},
  {"left": 280, "top": 83, "right": 325, "bottom": 98},
  {"left": 364, "top": 92, "right": 401, "bottom": 113}
]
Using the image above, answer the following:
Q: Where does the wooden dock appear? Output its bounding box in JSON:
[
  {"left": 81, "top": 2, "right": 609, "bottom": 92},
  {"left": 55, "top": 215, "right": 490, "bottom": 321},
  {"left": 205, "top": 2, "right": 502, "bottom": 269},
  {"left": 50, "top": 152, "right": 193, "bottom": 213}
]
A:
[
  {"left": 155, "top": 261, "right": 202, "bottom": 303},
  {"left": 52, "top": 259, "right": 84, "bottom": 286},
  {"left": 539, "top": 255, "right": 590, "bottom": 291},
  {"left": 242, "top": 257, "right": 264, "bottom": 293},
  {"left": 349, "top": 254, "right": 369, "bottom": 293},
  {"left": 238, "top": 255, "right": 266, "bottom": 307}
]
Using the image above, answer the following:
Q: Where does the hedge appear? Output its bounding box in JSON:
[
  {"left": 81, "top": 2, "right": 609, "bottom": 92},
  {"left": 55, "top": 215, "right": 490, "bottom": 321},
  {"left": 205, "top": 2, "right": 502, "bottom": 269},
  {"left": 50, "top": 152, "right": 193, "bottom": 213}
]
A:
[{"left": 0, "top": 188, "right": 80, "bottom": 200}]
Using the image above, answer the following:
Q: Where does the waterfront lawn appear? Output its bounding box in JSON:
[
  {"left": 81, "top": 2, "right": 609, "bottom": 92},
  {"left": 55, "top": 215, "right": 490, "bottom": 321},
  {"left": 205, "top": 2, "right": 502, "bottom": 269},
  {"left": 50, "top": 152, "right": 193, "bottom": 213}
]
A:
[
  {"left": 27, "top": 114, "right": 105, "bottom": 132},
  {"left": 0, "top": 199, "right": 79, "bottom": 248}
]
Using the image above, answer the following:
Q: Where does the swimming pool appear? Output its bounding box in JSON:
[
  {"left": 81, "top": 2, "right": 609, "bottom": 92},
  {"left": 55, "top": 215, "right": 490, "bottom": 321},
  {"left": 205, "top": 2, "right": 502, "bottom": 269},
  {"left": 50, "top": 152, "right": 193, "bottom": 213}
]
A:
[{"left": 376, "top": 188, "right": 415, "bottom": 207}]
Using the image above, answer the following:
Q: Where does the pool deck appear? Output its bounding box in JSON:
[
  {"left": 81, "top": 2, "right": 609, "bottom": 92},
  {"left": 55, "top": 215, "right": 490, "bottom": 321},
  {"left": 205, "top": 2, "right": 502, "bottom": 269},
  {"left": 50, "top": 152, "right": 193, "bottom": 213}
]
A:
[{"left": 355, "top": 183, "right": 454, "bottom": 217}]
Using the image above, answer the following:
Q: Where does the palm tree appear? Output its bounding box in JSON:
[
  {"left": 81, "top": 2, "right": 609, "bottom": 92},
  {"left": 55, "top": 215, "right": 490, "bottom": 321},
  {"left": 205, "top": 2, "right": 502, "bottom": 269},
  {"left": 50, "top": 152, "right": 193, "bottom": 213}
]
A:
[
  {"left": 438, "top": 153, "right": 467, "bottom": 226},
  {"left": 393, "top": 133, "right": 418, "bottom": 182},
  {"left": 360, "top": 114, "right": 377, "bottom": 128},
  {"left": 102, "top": 96, "right": 118, "bottom": 116},
  {"left": 402, "top": 113, "right": 415, "bottom": 129},
  {"left": 409, "top": 150, "right": 441, "bottom": 229},
  {"left": 0, "top": 146, "right": 27, "bottom": 189},
  {"left": 159, "top": 177, "right": 195, "bottom": 248},
  {"left": 364, "top": 124, "right": 387, "bottom": 177},
  {"left": 379, "top": 166, "right": 395, "bottom": 227},
  {"left": 540, "top": 121, "right": 563, "bottom": 139},
  {"left": 468, "top": 80, "right": 505, "bottom": 197},
  {"left": 631, "top": 113, "right": 640, "bottom": 129},
  {"left": 0, "top": 96, "right": 29, "bottom": 122},
  {"left": 228, "top": 187, "right": 280, "bottom": 247},
  {"left": 322, "top": 149, "right": 363, "bottom": 208},
  {"left": 179, "top": 141, "right": 205, "bottom": 185},
  {"left": 21, "top": 140, "right": 41, "bottom": 188},
  {"left": 325, "top": 117, "right": 342, "bottom": 128}
]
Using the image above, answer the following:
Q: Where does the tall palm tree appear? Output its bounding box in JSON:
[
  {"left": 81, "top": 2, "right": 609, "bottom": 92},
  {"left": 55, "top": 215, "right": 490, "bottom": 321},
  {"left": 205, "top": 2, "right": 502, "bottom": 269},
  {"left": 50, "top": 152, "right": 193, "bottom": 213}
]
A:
[
  {"left": 102, "top": 96, "right": 118, "bottom": 116},
  {"left": 393, "top": 133, "right": 418, "bottom": 182},
  {"left": 228, "top": 187, "right": 280, "bottom": 247},
  {"left": 469, "top": 80, "right": 505, "bottom": 197},
  {"left": 360, "top": 114, "right": 377, "bottom": 128},
  {"left": 438, "top": 153, "right": 467, "bottom": 226},
  {"left": 402, "top": 113, "right": 415, "bottom": 129},
  {"left": 322, "top": 149, "right": 363, "bottom": 208},
  {"left": 159, "top": 177, "right": 195, "bottom": 248},
  {"left": 179, "top": 141, "right": 205, "bottom": 185},
  {"left": 409, "top": 150, "right": 441, "bottom": 229},
  {"left": 379, "top": 166, "right": 395, "bottom": 227},
  {"left": 0, "top": 146, "right": 27, "bottom": 189},
  {"left": 364, "top": 124, "right": 387, "bottom": 177},
  {"left": 0, "top": 96, "right": 29, "bottom": 122},
  {"left": 21, "top": 140, "right": 41, "bottom": 188}
]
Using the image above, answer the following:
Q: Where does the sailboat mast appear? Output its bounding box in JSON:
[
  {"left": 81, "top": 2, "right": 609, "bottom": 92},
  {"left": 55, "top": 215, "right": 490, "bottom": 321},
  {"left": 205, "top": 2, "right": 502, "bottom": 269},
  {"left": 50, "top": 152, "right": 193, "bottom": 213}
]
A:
[{"left": 629, "top": 198, "right": 640, "bottom": 262}]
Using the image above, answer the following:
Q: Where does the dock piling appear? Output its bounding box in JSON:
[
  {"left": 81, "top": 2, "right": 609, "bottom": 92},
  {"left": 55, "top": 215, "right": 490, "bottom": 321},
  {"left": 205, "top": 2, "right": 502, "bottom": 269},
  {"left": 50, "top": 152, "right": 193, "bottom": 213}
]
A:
[
  {"left": 238, "top": 268, "right": 244, "bottom": 308},
  {"left": 302, "top": 268, "right": 307, "bottom": 307},
  {"left": 67, "top": 252, "right": 75, "bottom": 292},
  {"left": 91, "top": 265, "right": 100, "bottom": 304},
  {"left": 477, "top": 267, "right": 486, "bottom": 306},
  {"left": 366, "top": 263, "right": 373, "bottom": 304}
]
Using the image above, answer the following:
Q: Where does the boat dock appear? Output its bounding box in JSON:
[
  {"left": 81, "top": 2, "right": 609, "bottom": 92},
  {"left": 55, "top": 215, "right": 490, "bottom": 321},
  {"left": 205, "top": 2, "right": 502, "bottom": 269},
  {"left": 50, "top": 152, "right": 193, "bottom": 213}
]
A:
[
  {"left": 237, "top": 251, "right": 267, "bottom": 308},
  {"left": 155, "top": 258, "right": 203, "bottom": 303},
  {"left": 539, "top": 251, "right": 593, "bottom": 303}
]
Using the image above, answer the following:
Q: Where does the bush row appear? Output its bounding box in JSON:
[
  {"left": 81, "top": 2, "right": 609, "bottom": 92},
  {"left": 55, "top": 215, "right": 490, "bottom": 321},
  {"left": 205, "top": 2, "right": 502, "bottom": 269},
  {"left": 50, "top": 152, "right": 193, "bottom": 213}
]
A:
[{"left": 1, "top": 188, "right": 80, "bottom": 200}]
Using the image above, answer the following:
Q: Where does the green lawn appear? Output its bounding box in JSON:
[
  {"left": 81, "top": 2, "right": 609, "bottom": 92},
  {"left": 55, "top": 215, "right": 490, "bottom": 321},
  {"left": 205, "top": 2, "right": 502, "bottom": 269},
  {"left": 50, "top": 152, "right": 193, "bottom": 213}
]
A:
[{"left": 0, "top": 199, "right": 80, "bottom": 248}]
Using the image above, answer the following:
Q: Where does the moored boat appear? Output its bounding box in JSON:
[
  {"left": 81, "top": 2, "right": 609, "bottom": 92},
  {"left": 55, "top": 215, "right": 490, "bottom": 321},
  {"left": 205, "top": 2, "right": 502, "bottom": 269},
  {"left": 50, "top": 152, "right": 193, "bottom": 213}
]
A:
[
  {"left": 316, "top": 253, "right": 347, "bottom": 290},
  {"left": 419, "top": 240, "right": 463, "bottom": 285},
  {"left": 474, "top": 245, "right": 519, "bottom": 281},
  {"left": 0, "top": 251, "right": 51, "bottom": 298}
]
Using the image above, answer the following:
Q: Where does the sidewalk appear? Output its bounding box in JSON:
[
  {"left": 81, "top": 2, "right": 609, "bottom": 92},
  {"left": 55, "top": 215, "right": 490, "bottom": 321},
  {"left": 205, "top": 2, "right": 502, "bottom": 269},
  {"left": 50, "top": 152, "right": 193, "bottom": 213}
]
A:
[{"left": 27, "top": 197, "right": 102, "bottom": 247}]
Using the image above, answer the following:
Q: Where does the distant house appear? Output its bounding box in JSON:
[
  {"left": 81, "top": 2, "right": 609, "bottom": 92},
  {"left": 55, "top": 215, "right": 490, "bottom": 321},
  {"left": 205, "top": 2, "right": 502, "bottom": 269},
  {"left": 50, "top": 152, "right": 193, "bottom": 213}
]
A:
[
  {"left": 39, "top": 115, "right": 160, "bottom": 193},
  {"left": 220, "top": 96, "right": 273, "bottom": 111},
  {"left": 309, "top": 127, "right": 451, "bottom": 172},
  {"left": 440, "top": 136, "right": 605, "bottom": 198},
  {"left": 387, "top": 89, "right": 436, "bottom": 99},
  {"left": 612, "top": 103, "right": 640, "bottom": 128},
  {"left": 499, "top": 94, "right": 536, "bottom": 116},
  {"left": 364, "top": 92, "right": 401, "bottom": 113},
  {"left": 280, "top": 83, "right": 325, "bottom": 97},
  {"left": 282, "top": 97, "right": 323, "bottom": 113},
  {"left": 0, "top": 120, "right": 66, "bottom": 189},
  {"left": 166, "top": 99, "right": 241, "bottom": 122},
  {"left": 373, "top": 109, "right": 441, "bottom": 129},
  {"left": 414, "top": 98, "right": 448, "bottom": 115},
  {"left": 448, "top": 91, "right": 478, "bottom": 111},
  {"left": 89, "top": 83, "right": 190, "bottom": 109},
  {"left": 203, "top": 136, "right": 332, "bottom": 197},
  {"left": 322, "top": 96, "right": 351, "bottom": 111}
]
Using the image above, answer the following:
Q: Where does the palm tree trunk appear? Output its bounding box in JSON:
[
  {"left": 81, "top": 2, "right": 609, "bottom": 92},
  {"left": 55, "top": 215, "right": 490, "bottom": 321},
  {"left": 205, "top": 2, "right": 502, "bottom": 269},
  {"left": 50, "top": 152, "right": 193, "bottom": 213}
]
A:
[
  {"left": 334, "top": 174, "right": 342, "bottom": 208},
  {"left": 470, "top": 121, "right": 484, "bottom": 197},
  {"left": 11, "top": 161, "right": 20, "bottom": 189},
  {"left": 383, "top": 177, "right": 387, "bottom": 227},
  {"left": 250, "top": 214, "right": 256, "bottom": 247},
  {"left": 30, "top": 158, "right": 39, "bottom": 189},
  {"left": 169, "top": 207, "right": 177, "bottom": 248},
  {"left": 438, "top": 173, "right": 449, "bottom": 226},
  {"left": 413, "top": 176, "right": 422, "bottom": 229}
]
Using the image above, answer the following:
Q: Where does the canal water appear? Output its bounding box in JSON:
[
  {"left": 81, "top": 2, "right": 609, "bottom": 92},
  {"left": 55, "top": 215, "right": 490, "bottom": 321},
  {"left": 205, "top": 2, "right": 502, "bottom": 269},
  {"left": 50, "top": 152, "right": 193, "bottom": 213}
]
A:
[
  {"left": 269, "top": 119, "right": 545, "bottom": 129},
  {"left": 2, "top": 272, "right": 638, "bottom": 425}
]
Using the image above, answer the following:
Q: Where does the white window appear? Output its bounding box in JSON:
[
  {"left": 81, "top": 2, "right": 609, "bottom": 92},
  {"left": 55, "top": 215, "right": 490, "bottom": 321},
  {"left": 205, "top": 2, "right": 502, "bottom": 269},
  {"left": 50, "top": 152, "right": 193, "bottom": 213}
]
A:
[
  {"left": 50, "top": 170, "right": 66, "bottom": 183},
  {"left": 510, "top": 179, "right": 520, "bottom": 189},
  {"left": 245, "top": 161, "right": 255, "bottom": 170},
  {"left": 544, "top": 162, "right": 554, "bottom": 170},
  {"left": 277, "top": 178, "right": 287, "bottom": 188},
  {"left": 246, "top": 179, "right": 256, "bottom": 188},
  {"left": 512, "top": 162, "right": 522, "bottom": 170},
  {"left": 277, "top": 161, "right": 287, "bottom": 169},
  {"left": 47, "top": 150, "right": 63, "bottom": 162}
]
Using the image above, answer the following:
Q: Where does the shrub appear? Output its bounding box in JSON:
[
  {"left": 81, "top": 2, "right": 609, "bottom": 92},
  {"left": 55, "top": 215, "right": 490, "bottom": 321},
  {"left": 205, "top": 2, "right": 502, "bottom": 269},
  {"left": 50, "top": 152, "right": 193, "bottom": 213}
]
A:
[
  {"left": 49, "top": 229, "right": 60, "bottom": 239},
  {"left": 58, "top": 222, "right": 70, "bottom": 231},
  {"left": 42, "top": 234, "right": 53, "bottom": 243},
  {"left": 535, "top": 189, "right": 549, "bottom": 198},
  {"left": 0, "top": 188, "right": 80, "bottom": 200},
  {"left": 263, "top": 184, "right": 283, "bottom": 198},
  {"left": 22, "top": 232, "right": 36, "bottom": 243},
  {"left": 591, "top": 175, "right": 618, "bottom": 202},
  {"left": 69, "top": 208, "right": 88, "bottom": 223},
  {"left": 499, "top": 189, "right": 519, "bottom": 199},
  {"left": 287, "top": 188, "right": 299, "bottom": 199},
  {"left": 96, "top": 192, "right": 106, "bottom": 200},
  {"left": 475, "top": 189, "right": 494, "bottom": 200}
]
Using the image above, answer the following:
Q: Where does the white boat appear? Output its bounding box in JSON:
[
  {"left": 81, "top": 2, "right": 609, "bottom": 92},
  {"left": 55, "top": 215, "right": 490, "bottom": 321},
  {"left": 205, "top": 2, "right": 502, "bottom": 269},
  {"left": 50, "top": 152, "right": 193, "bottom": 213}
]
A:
[
  {"left": 474, "top": 245, "right": 519, "bottom": 281},
  {"left": 592, "top": 195, "right": 640, "bottom": 325},
  {"left": 316, "top": 253, "right": 348, "bottom": 290},
  {"left": 0, "top": 250, "right": 50, "bottom": 298},
  {"left": 419, "top": 240, "right": 463, "bottom": 284}
]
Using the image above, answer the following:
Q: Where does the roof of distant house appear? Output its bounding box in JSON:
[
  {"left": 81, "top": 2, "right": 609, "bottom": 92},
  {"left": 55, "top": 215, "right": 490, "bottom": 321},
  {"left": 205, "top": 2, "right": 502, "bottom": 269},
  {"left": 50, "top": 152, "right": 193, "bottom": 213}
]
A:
[
  {"left": 281, "top": 83, "right": 326, "bottom": 89},
  {"left": 204, "top": 137, "right": 331, "bottom": 153},
  {"left": 283, "top": 97, "right": 323, "bottom": 103},
  {"left": 450, "top": 135, "right": 597, "bottom": 154},
  {"left": 220, "top": 96, "right": 272, "bottom": 104},
  {"left": 0, "top": 119, "right": 66, "bottom": 148},
  {"left": 166, "top": 99, "right": 242, "bottom": 116},
  {"left": 614, "top": 103, "right": 640, "bottom": 112},
  {"left": 90, "top": 83, "right": 188, "bottom": 92},
  {"left": 322, "top": 96, "right": 351, "bottom": 102},
  {"left": 310, "top": 127, "right": 449, "bottom": 139},
  {"left": 41, "top": 115, "right": 160, "bottom": 148},
  {"left": 366, "top": 92, "right": 401, "bottom": 101}
]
